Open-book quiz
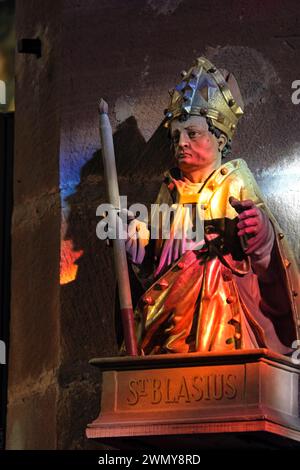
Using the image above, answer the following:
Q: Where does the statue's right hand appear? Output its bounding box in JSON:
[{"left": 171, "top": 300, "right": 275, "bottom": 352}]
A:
[
  {"left": 125, "top": 212, "right": 150, "bottom": 264},
  {"left": 97, "top": 208, "right": 133, "bottom": 246},
  {"left": 98, "top": 209, "right": 150, "bottom": 263}
]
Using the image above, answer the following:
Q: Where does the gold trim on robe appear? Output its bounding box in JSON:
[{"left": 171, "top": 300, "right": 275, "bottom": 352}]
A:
[{"left": 132, "top": 159, "right": 300, "bottom": 355}]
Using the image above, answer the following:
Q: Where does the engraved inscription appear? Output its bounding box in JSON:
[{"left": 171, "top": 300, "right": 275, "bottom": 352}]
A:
[{"left": 126, "top": 373, "right": 238, "bottom": 406}]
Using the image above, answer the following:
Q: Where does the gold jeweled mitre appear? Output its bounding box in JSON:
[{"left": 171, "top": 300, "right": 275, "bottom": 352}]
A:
[{"left": 164, "top": 56, "right": 244, "bottom": 141}]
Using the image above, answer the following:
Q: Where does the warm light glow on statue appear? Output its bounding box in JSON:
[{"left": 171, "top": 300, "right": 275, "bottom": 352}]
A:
[{"left": 120, "top": 57, "right": 300, "bottom": 356}]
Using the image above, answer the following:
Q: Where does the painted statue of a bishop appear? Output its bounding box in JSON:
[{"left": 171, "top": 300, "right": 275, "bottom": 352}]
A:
[{"left": 118, "top": 57, "right": 299, "bottom": 356}]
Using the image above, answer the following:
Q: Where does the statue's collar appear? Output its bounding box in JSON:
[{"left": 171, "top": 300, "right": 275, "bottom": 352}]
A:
[{"left": 163, "top": 159, "right": 246, "bottom": 189}]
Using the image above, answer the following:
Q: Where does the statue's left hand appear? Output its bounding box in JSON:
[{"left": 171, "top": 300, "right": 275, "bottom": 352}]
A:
[{"left": 229, "top": 197, "right": 272, "bottom": 255}]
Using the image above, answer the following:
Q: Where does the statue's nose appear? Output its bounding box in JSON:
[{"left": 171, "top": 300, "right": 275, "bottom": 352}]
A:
[{"left": 178, "top": 132, "right": 189, "bottom": 148}]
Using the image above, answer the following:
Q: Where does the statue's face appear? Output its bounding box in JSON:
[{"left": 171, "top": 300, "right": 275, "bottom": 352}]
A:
[{"left": 170, "top": 115, "right": 225, "bottom": 174}]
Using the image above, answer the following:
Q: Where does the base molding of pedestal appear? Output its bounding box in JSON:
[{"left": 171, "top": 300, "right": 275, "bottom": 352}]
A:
[{"left": 87, "top": 419, "right": 300, "bottom": 442}]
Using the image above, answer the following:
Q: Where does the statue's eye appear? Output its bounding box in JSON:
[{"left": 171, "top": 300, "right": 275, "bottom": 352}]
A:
[{"left": 188, "top": 130, "right": 200, "bottom": 138}]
